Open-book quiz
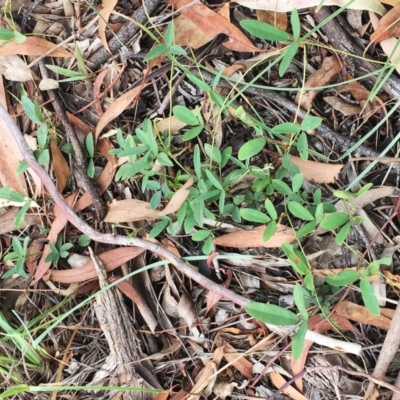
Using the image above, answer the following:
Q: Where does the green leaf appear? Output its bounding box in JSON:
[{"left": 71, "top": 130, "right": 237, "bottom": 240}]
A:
[
  {"left": 263, "top": 221, "right": 277, "bottom": 242},
  {"left": 357, "top": 183, "right": 373, "bottom": 197},
  {"left": 288, "top": 201, "right": 314, "bottom": 221},
  {"left": 333, "top": 190, "right": 356, "bottom": 200},
  {"left": 149, "top": 219, "right": 169, "bottom": 238},
  {"left": 202, "top": 235, "right": 213, "bottom": 255},
  {"left": 295, "top": 220, "right": 316, "bottom": 239},
  {"left": 143, "top": 44, "right": 168, "bottom": 61},
  {"left": 192, "top": 229, "right": 211, "bottom": 241},
  {"left": 21, "top": 94, "right": 42, "bottom": 124},
  {"left": 282, "top": 154, "right": 292, "bottom": 168},
  {"left": 272, "top": 179, "right": 292, "bottom": 195},
  {"left": 293, "top": 283, "right": 308, "bottom": 321},
  {"left": 292, "top": 173, "right": 303, "bottom": 193},
  {"left": 169, "top": 44, "right": 186, "bottom": 56},
  {"left": 157, "top": 152, "right": 174, "bottom": 166},
  {"left": 150, "top": 190, "right": 162, "bottom": 209},
  {"left": 164, "top": 21, "right": 174, "bottom": 46},
  {"left": 15, "top": 201, "right": 30, "bottom": 228},
  {"left": 173, "top": 105, "right": 198, "bottom": 125},
  {"left": 281, "top": 243, "right": 309, "bottom": 275},
  {"left": 301, "top": 116, "right": 322, "bottom": 131},
  {"left": 360, "top": 278, "right": 380, "bottom": 316},
  {"left": 13, "top": 31, "right": 27, "bottom": 43},
  {"left": 320, "top": 212, "right": 349, "bottom": 230},
  {"left": 240, "top": 208, "right": 269, "bottom": 223},
  {"left": 0, "top": 187, "right": 25, "bottom": 202},
  {"left": 86, "top": 133, "right": 95, "bottom": 157},
  {"left": 264, "top": 199, "right": 277, "bottom": 220},
  {"left": 194, "top": 145, "right": 201, "bottom": 178},
  {"left": 304, "top": 272, "right": 315, "bottom": 291},
  {"left": 245, "top": 302, "right": 299, "bottom": 325},
  {"left": 75, "top": 45, "right": 89, "bottom": 78},
  {"left": 204, "top": 143, "right": 222, "bottom": 164},
  {"left": 87, "top": 158, "right": 95, "bottom": 178},
  {"left": 314, "top": 203, "right": 324, "bottom": 222},
  {"left": 0, "top": 28, "right": 14, "bottom": 40},
  {"left": 335, "top": 221, "right": 351, "bottom": 245},
  {"left": 272, "top": 122, "right": 301, "bottom": 135},
  {"left": 205, "top": 169, "right": 223, "bottom": 190},
  {"left": 46, "top": 64, "right": 84, "bottom": 78},
  {"left": 37, "top": 149, "right": 50, "bottom": 165},
  {"left": 238, "top": 138, "right": 266, "bottom": 160},
  {"left": 291, "top": 9, "right": 301, "bottom": 40},
  {"left": 78, "top": 235, "right": 91, "bottom": 247},
  {"left": 36, "top": 122, "right": 49, "bottom": 149},
  {"left": 182, "top": 125, "right": 203, "bottom": 141},
  {"left": 279, "top": 42, "right": 298, "bottom": 77},
  {"left": 292, "top": 320, "right": 307, "bottom": 361},
  {"left": 186, "top": 73, "right": 211, "bottom": 92},
  {"left": 367, "top": 262, "right": 380, "bottom": 276},
  {"left": 240, "top": 20, "right": 290, "bottom": 41},
  {"left": 325, "top": 269, "right": 359, "bottom": 287}
]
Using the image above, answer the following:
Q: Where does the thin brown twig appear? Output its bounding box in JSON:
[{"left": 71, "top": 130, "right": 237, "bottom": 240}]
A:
[{"left": 38, "top": 61, "right": 105, "bottom": 221}]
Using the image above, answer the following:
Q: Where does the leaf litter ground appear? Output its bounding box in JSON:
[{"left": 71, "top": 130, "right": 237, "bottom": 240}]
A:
[{"left": 1, "top": 1, "right": 400, "bottom": 399}]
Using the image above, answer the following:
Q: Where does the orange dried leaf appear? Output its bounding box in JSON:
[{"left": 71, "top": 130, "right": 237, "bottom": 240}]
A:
[
  {"left": 371, "top": 4, "right": 400, "bottom": 43},
  {"left": 0, "top": 113, "right": 26, "bottom": 194},
  {"left": 99, "top": 0, "right": 118, "bottom": 53},
  {"left": 335, "top": 301, "right": 391, "bottom": 330},
  {"left": 256, "top": 10, "right": 288, "bottom": 30},
  {"left": 0, "top": 208, "right": 40, "bottom": 235},
  {"left": 290, "top": 155, "right": 343, "bottom": 184},
  {"left": 95, "top": 85, "right": 147, "bottom": 141},
  {"left": 213, "top": 224, "right": 295, "bottom": 248},
  {"left": 175, "top": 3, "right": 230, "bottom": 49},
  {"left": 269, "top": 371, "right": 307, "bottom": 400},
  {"left": 295, "top": 57, "right": 343, "bottom": 110},
  {"left": 49, "top": 247, "right": 145, "bottom": 283},
  {"left": 50, "top": 136, "right": 70, "bottom": 192},
  {"left": 165, "top": 0, "right": 261, "bottom": 52},
  {"left": 104, "top": 178, "right": 193, "bottom": 222},
  {"left": 222, "top": 340, "right": 253, "bottom": 379},
  {"left": 0, "top": 37, "right": 73, "bottom": 57}
]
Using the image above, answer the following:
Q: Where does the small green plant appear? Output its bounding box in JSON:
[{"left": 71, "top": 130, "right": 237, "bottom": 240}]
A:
[
  {"left": 3, "top": 236, "right": 30, "bottom": 279},
  {"left": 45, "top": 235, "right": 73, "bottom": 267},
  {"left": 85, "top": 132, "right": 95, "bottom": 178}
]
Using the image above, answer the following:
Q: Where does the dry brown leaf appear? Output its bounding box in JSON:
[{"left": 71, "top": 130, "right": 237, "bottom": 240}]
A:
[
  {"left": 335, "top": 301, "right": 391, "bottom": 330},
  {"left": 0, "top": 112, "right": 27, "bottom": 194},
  {"left": 323, "top": 96, "right": 362, "bottom": 116},
  {"left": 155, "top": 115, "right": 189, "bottom": 134},
  {"left": 290, "top": 155, "right": 343, "bottom": 184},
  {"left": 338, "top": 76, "right": 370, "bottom": 102},
  {"left": 165, "top": 0, "right": 261, "bottom": 52},
  {"left": 256, "top": 10, "right": 288, "bottom": 30},
  {"left": 0, "top": 55, "right": 31, "bottom": 82},
  {"left": 94, "top": 84, "right": 147, "bottom": 141},
  {"left": 66, "top": 111, "right": 92, "bottom": 134},
  {"left": 295, "top": 57, "right": 343, "bottom": 110},
  {"left": 98, "top": 0, "right": 118, "bottom": 53},
  {"left": 269, "top": 371, "right": 307, "bottom": 400},
  {"left": 190, "top": 361, "right": 217, "bottom": 400},
  {"left": 213, "top": 224, "right": 295, "bottom": 248},
  {"left": 147, "top": 339, "right": 181, "bottom": 361},
  {"left": 25, "top": 239, "right": 43, "bottom": 276},
  {"left": 0, "top": 37, "right": 73, "bottom": 57},
  {"left": 104, "top": 178, "right": 193, "bottom": 222},
  {"left": 50, "top": 135, "right": 70, "bottom": 192},
  {"left": 0, "top": 208, "right": 40, "bottom": 235},
  {"left": 32, "top": 192, "right": 79, "bottom": 285},
  {"left": 371, "top": 4, "right": 400, "bottom": 42},
  {"left": 222, "top": 340, "right": 253, "bottom": 380},
  {"left": 49, "top": 247, "right": 145, "bottom": 283},
  {"left": 370, "top": 11, "right": 400, "bottom": 74},
  {"left": 175, "top": 3, "right": 230, "bottom": 49}
]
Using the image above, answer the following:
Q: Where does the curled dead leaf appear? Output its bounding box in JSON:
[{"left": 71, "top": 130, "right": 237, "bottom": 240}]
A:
[
  {"left": 0, "top": 37, "right": 73, "bottom": 57},
  {"left": 104, "top": 178, "right": 193, "bottom": 222},
  {"left": 213, "top": 224, "right": 295, "bottom": 248}
]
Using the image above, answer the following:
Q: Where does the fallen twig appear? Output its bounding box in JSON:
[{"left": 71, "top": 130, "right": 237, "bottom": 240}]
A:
[{"left": 39, "top": 61, "right": 106, "bottom": 221}]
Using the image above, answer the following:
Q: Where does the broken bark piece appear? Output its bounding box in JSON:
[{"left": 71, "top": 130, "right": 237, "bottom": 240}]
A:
[{"left": 88, "top": 247, "right": 159, "bottom": 399}]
